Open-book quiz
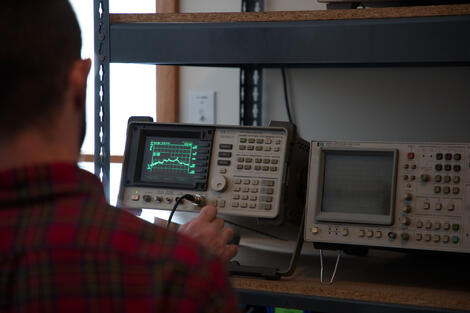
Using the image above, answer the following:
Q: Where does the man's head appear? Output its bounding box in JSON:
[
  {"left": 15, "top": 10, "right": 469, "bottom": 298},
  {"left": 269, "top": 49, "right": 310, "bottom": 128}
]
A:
[{"left": 0, "top": 0, "right": 89, "bottom": 148}]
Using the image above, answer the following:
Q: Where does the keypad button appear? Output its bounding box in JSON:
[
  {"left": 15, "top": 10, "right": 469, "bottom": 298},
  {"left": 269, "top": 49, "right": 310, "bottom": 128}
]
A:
[
  {"left": 275, "top": 139, "right": 281, "bottom": 145},
  {"left": 237, "top": 164, "right": 243, "bottom": 170},
  {"left": 131, "top": 194, "right": 140, "bottom": 201},
  {"left": 251, "top": 180, "right": 259, "bottom": 185},
  {"left": 425, "top": 221, "right": 432, "bottom": 229},
  {"left": 247, "top": 146, "right": 254, "bottom": 151},
  {"left": 274, "top": 147, "right": 280, "bottom": 152},
  {"left": 435, "top": 203, "right": 442, "bottom": 210},
  {"left": 250, "top": 195, "right": 257, "bottom": 201},
  {"left": 260, "top": 196, "right": 273, "bottom": 203},
  {"left": 270, "top": 166, "right": 278, "bottom": 172},
  {"left": 239, "top": 145, "right": 246, "bottom": 150},
  {"left": 262, "top": 166, "right": 269, "bottom": 171},
  {"left": 220, "top": 144, "right": 233, "bottom": 150},
  {"left": 254, "top": 165, "right": 261, "bottom": 171},
  {"left": 434, "top": 186, "right": 441, "bottom": 194},
  {"left": 238, "top": 157, "right": 245, "bottom": 162},
  {"left": 265, "top": 139, "right": 272, "bottom": 144},
  {"left": 452, "top": 236, "right": 459, "bottom": 244},
  {"left": 262, "top": 180, "right": 275, "bottom": 187},
  {"left": 235, "top": 179, "right": 242, "bottom": 184},
  {"left": 256, "top": 146, "right": 263, "bottom": 151},
  {"left": 263, "top": 159, "right": 270, "bottom": 164},
  {"left": 435, "top": 164, "right": 443, "bottom": 171},
  {"left": 248, "top": 138, "right": 255, "bottom": 143},
  {"left": 243, "top": 179, "right": 250, "bottom": 185},
  {"left": 271, "top": 159, "right": 279, "bottom": 165},
  {"left": 219, "top": 200, "right": 226, "bottom": 208},
  {"left": 454, "top": 164, "right": 461, "bottom": 172},
  {"left": 443, "top": 223, "right": 450, "bottom": 230},
  {"left": 416, "top": 220, "right": 423, "bottom": 228},
  {"left": 242, "top": 187, "right": 249, "bottom": 193},
  {"left": 232, "top": 194, "right": 240, "bottom": 200},
  {"left": 249, "top": 203, "right": 257, "bottom": 209},
  {"left": 453, "top": 176, "right": 461, "bottom": 184},
  {"left": 261, "top": 188, "right": 274, "bottom": 195},
  {"left": 264, "top": 146, "right": 272, "bottom": 151},
  {"left": 232, "top": 202, "right": 239, "bottom": 208},
  {"left": 445, "top": 153, "right": 453, "bottom": 160},
  {"left": 447, "top": 203, "right": 455, "bottom": 211},
  {"left": 434, "top": 175, "right": 442, "bottom": 182},
  {"left": 424, "top": 234, "right": 431, "bottom": 242},
  {"left": 260, "top": 203, "right": 272, "bottom": 210},
  {"left": 453, "top": 187, "right": 460, "bottom": 194},
  {"left": 244, "top": 165, "right": 252, "bottom": 170},
  {"left": 218, "top": 152, "right": 232, "bottom": 158},
  {"left": 239, "top": 138, "right": 247, "bottom": 143},
  {"left": 416, "top": 233, "right": 423, "bottom": 241},
  {"left": 251, "top": 188, "right": 259, "bottom": 193},
  {"left": 241, "top": 195, "right": 249, "bottom": 201},
  {"left": 452, "top": 224, "right": 460, "bottom": 231},
  {"left": 436, "top": 153, "right": 443, "bottom": 160},
  {"left": 443, "top": 187, "right": 450, "bottom": 195},
  {"left": 245, "top": 158, "right": 253, "bottom": 163},
  {"left": 444, "top": 164, "right": 452, "bottom": 171},
  {"left": 442, "top": 235, "right": 450, "bottom": 243},
  {"left": 217, "top": 160, "right": 231, "bottom": 166},
  {"left": 454, "top": 153, "right": 462, "bottom": 160},
  {"left": 256, "top": 139, "right": 264, "bottom": 144},
  {"left": 233, "top": 186, "right": 241, "bottom": 192},
  {"left": 219, "top": 168, "right": 227, "bottom": 174},
  {"left": 444, "top": 175, "right": 451, "bottom": 183}
]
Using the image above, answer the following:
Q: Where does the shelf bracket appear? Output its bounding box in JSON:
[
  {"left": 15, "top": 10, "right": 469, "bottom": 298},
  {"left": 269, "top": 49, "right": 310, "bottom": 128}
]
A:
[
  {"left": 94, "top": 0, "right": 111, "bottom": 198},
  {"left": 240, "top": 0, "right": 264, "bottom": 126}
]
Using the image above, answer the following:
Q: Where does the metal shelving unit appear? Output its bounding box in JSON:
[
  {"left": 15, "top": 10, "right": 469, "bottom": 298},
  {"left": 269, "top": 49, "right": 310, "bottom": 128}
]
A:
[{"left": 93, "top": 2, "right": 470, "bottom": 309}]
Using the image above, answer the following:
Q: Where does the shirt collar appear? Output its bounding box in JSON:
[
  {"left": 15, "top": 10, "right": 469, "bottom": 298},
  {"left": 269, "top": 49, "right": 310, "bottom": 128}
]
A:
[{"left": 0, "top": 163, "right": 105, "bottom": 207}]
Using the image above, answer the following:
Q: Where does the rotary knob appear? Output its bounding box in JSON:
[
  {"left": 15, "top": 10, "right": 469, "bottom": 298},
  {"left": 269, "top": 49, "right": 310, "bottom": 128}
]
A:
[
  {"left": 211, "top": 175, "right": 227, "bottom": 192},
  {"left": 402, "top": 205, "right": 412, "bottom": 213},
  {"left": 400, "top": 217, "right": 410, "bottom": 226},
  {"left": 403, "top": 193, "right": 413, "bottom": 201}
]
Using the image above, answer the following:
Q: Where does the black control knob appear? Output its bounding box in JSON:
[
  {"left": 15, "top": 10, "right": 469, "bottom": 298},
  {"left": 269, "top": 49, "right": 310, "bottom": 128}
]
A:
[
  {"left": 388, "top": 232, "right": 397, "bottom": 239},
  {"left": 142, "top": 195, "right": 152, "bottom": 203},
  {"left": 403, "top": 193, "right": 413, "bottom": 201}
]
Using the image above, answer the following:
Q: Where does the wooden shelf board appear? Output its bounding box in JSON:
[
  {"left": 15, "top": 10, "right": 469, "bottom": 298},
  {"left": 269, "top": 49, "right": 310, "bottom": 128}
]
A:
[{"left": 110, "top": 4, "right": 470, "bottom": 24}]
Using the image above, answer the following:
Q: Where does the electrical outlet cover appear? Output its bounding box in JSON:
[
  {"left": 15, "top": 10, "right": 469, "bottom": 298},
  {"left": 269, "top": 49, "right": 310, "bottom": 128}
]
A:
[{"left": 189, "top": 91, "right": 215, "bottom": 124}]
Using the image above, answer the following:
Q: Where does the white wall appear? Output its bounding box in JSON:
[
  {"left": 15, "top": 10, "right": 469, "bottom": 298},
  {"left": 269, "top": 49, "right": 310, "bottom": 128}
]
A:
[{"left": 178, "top": 1, "right": 470, "bottom": 144}]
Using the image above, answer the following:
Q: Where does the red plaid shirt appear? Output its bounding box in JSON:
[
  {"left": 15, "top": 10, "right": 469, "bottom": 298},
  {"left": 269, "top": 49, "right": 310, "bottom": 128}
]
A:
[{"left": 0, "top": 163, "right": 238, "bottom": 313}]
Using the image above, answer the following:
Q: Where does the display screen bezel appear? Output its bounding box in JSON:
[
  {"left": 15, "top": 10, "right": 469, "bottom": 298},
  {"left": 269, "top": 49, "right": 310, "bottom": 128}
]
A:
[
  {"left": 315, "top": 147, "right": 397, "bottom": 225},
  {"left": 124, "top": 125, "right": 213, "bottom": 191}
]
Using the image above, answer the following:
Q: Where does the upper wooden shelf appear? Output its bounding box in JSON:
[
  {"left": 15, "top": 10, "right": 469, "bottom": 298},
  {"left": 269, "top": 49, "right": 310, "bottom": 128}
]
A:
[
  {"left": 107, "top": 4, "right": 470, "bottom": 66},
  {"left": 110, "top": 4, "right": 470, "bottom": 23}
]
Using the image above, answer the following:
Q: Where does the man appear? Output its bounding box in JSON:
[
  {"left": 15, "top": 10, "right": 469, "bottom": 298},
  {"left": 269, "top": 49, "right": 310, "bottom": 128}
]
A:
[{"left": 0, "top": 0, "right": 239, "bottom": 312}]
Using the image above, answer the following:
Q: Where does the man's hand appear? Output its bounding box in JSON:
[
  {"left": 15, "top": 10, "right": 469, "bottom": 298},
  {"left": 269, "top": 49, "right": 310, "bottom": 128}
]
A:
[{"left": 179, "top": 205, "right": 238, "bottom": 263}]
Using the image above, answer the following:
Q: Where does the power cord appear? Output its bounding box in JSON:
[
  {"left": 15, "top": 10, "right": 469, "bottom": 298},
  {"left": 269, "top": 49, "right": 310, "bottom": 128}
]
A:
[
  {"left": 167, "top": 194, "right": 203, "bottom": 229},
  {"left": 281, "top": 67, "right": 295, "bottom": 125}
]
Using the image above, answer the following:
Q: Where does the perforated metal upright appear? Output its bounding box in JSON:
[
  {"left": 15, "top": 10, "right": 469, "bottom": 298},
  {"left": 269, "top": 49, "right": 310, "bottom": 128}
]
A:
[
  {"left": 94, "top": 0, "right": 111, "bottom": 198},
  {"left": 240, "top": 0, "right": 264, "bottom": 126}
]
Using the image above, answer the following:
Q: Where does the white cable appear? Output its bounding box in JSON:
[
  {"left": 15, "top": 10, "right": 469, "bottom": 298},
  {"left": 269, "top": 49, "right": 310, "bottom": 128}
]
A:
[{"left": 319, "top": 249, "right": 341, "bottom": 285}]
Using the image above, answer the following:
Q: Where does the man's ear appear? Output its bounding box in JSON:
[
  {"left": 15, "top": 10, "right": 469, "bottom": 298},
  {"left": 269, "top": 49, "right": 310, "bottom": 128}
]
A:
[{"left": 70, "top": 58, "right": 92, "bottom": 109}]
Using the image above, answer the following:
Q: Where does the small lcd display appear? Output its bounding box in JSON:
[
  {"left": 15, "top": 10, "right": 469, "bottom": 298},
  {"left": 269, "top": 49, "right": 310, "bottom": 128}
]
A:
[
  {"left": 139, "top": 136, "right": 209, "bottom": 190},
  {"left": 320, "top": 150, "right": 395, "bottom": 222}
]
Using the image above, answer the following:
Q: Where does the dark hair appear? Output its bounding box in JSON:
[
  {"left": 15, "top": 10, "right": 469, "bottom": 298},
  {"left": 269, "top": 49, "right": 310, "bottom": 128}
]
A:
[{"left": 0, "top": 0, "right": 82, "bottom": 141}]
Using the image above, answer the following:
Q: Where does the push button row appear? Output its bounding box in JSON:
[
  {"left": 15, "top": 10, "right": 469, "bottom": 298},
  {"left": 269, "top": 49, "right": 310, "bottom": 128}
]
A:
[
  {"left": 239, "top": 145, "right": 281, "bottom": 152},
  {"left": 239, "top": 137, "right": 282, "bottom": 145}
]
